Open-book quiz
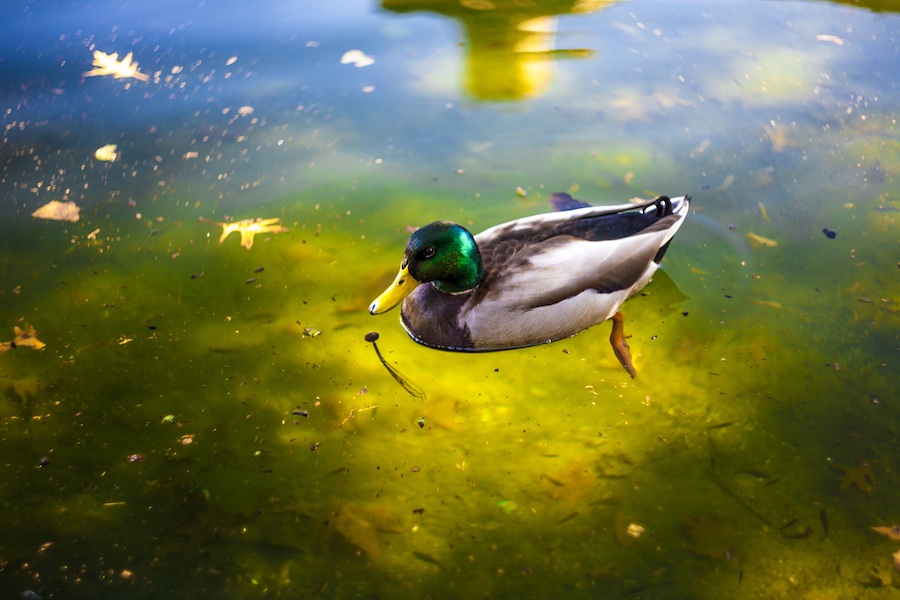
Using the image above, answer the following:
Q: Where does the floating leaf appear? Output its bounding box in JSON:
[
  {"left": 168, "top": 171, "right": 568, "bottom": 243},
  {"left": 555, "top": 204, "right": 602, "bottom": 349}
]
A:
[
  {"left": 746, "top": 232, "right": 778, "bottom": 248},
  {"left": 94, "top": 144, "right": 118, "bottom": 162},
  {"left": 340, "top": 49, "right": 375, "bottom": 67},
  {"left": 84, "top": 50, "right": 150, "bottom": 81},
  {"left": 32, "top": 200, "right": 80, "bottom": 223},
  {"left": 0, "top": 325, "right": 46, "bottom": 355},
  {"left": 199, "top": 216, "right": 288, "bottom": 250}
]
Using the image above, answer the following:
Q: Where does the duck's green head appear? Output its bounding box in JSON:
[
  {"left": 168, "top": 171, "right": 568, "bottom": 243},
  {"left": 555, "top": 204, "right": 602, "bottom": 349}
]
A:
[{"left": 369, "top": 221, "right": 484, "bottom": 315}]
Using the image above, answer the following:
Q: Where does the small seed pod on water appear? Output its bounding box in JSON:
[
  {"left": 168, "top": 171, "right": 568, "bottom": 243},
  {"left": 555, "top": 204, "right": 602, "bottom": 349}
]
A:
[{"left": 365, "top": 330, "right": 426, "bottom": 401}]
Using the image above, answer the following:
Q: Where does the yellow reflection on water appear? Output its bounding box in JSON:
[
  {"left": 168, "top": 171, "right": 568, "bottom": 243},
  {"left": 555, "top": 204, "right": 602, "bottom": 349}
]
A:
[{"left": 383, "top": 0, "right": 615, "bottom": 101}]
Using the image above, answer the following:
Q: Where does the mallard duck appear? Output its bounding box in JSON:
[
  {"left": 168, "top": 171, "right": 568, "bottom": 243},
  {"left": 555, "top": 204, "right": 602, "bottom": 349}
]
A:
[{"left": 369, "top": 194, "right": 691, "bottom": 377}]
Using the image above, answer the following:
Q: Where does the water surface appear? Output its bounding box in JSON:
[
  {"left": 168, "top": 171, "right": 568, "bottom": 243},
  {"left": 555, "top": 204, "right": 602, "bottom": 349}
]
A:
[{"left": 1, "top": 0, "right": 898, "bottom": 598}]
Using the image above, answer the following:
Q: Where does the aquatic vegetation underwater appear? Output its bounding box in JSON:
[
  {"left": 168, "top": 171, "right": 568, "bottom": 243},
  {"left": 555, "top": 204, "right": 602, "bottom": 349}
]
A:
[{"left": 0, "top": 0, "right": 898, "bottom": 598}]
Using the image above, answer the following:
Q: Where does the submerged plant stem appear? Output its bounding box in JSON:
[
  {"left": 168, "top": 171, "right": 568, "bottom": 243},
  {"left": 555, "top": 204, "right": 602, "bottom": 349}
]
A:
[{"left": 367, "top": 333, "right": 426, "bottom": 400}]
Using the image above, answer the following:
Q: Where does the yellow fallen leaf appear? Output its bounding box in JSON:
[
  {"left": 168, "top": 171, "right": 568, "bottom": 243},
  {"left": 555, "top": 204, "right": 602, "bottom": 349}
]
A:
[
  {"left": 200, "top": 216, "right": 288, "bottom": 250},
  {"left": 764, "top": 122, "right": 797, "bottom": 153},
  {"left": 752, "top": 300, "right": 782, "bottom": 309},
  {"left": 13, "top": 325, "right": 46, "bottom": 350},
  {"left": 715, "top": 174, "right": 734, "bottom": 191},
  {"left": 746, "top": 232, "right": 778, "bottom": 248},
  {"left": 94, "top": 144, "right": 118, "bottom": 161},
  {"left": 84, "top": 50, "right": 150, "bottom": 82},
  {"left": 0, "top": 325, "right": 46, "bottom": 355},
  {"left": 871, "top": 525, "right": 900, "bottom": 541},
  {"left": 32, "top": 200, "right": 80, "bottom": 222}
]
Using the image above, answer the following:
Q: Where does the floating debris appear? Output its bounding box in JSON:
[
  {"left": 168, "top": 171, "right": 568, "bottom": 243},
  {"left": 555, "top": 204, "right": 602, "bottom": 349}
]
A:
[
  {"left": 0, "top": 325, "right": 46, "bottom": 355},
  {"left": 831, "top": 460, "right": 875, "bottom": 496},
  {"left": 365, "top": 331, "right": 426, "bottom": 400},
  {"left": 752, "top": 299, "right": 783, "bottom": 309},
  {"left": 94, "top": 144, "right": 118, "bottom": 162},
  {"left": 816, "top": 34, "right": 844, "bottom": 45},
  {"left": 715, "top": 173, "right": 735, "bottom": 191},
  {"left": 199, "top": 216, "right": 288, "bottom": 250},
  {"left": 556, "top": 512, "right": 579, "bottom": 525},
  {"left": 683, "top": 515, "right": 737, "bottom": 560},
  {"left": 746, "top": 232, "right": 778, "bottom": 248},
  {"left": 764, "top": 122, "right": 797, "bottom": 153},
  {"left": 871, "top": 525, "right": 900, "bottom": 541},
  {"left": 340, "top": 404, "right": 378, "bottom": 427},
  {"left": 822, "top": 227, "right": 837, "bottom": 239},
  {"left": 412, "top": 551, "right": 444, "bottom": 569},
  {"left": 84, "top": 50, "right": 150, "bottom": 81},
  {"left": 340, "top": 49, "right": 374, "bottom": 67},
  {"left": 779, "top": 518, "right": 812, "bottom": 539},
  {"left": 626, "top": 523, "right": 645, "bottom": 539},
  {"left": 32, "top": 200, "right": 80, "bottom": 223}
]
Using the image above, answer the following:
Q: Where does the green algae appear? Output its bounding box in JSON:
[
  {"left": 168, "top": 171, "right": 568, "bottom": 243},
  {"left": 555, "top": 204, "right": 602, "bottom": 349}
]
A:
[{"left": 0, "top": 1, "right": 898, "bottom": 598}]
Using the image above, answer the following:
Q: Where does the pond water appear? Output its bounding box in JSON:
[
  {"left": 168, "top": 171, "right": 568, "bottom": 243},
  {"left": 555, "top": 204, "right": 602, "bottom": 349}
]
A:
[{"left": 1, "top": 0, "right": 898, "bottom": 598}]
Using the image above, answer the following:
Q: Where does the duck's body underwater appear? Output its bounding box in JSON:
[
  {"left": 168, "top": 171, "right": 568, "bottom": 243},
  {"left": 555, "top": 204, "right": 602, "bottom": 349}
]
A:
[{"left": 369, "top": 194, "right": 690, "bottom": 377}]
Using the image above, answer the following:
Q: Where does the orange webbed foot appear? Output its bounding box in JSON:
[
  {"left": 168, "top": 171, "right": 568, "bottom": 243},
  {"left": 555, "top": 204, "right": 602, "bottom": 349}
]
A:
[{"left": 610, "top": 311, "right": 636, "bottom": 378}]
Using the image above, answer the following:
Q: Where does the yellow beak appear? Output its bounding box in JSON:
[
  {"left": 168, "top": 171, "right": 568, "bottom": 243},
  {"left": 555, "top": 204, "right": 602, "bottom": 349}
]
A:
[{"left": 369, "top": 265, "right": 420, "bottom": 315}]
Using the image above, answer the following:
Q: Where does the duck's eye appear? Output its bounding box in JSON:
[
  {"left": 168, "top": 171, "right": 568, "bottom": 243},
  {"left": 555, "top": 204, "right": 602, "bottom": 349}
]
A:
[{"left": 422, "top": 247, "right": 436, "bottom": 259}]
